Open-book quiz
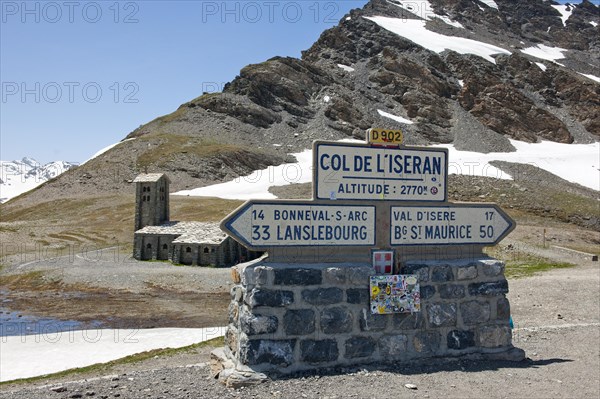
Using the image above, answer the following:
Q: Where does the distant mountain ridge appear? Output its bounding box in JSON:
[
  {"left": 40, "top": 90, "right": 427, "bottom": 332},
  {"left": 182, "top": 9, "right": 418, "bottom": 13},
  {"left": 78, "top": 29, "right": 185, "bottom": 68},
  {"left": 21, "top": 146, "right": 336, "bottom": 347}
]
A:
[
  {"left": 0, "top": 158, "right": 77, "bottom": 203},
  {"left": 3, "top": 0, "right": 599, "bottom": 205}
]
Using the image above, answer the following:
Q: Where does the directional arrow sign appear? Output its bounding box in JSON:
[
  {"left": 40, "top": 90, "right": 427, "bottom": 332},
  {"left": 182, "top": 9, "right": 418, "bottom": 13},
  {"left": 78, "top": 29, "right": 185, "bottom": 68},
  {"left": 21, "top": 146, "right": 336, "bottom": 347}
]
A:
[
  {"left": 390, "top": 204, "right": 515, "bottom": 246},
  {"left": 221, "top": 201, "right": 376, "bottom": 250}
]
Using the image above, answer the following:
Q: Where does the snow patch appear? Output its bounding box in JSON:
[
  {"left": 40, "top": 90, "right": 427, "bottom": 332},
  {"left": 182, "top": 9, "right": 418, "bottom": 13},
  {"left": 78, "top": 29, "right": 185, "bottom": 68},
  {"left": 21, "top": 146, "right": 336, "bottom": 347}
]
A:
[
  {"left": 175, "top": 138, "right": 599, "bottom": 201},
  {"left": 591, "top": 21, "right": 598, "bottom": 27},
  {"left": 173, "top": 148, "right": 314, "bottom": 200},
  {"left": 84, "top": 138, "right": 135, "bottom": 164},
  {"left": 433, "top": 140, "right": 600, "bottom": 191},
  {"left": 0, "top": 158, "right": 77, "bottom": 203},
  {"left": 521, "top": 44, "right": 567, "bottom": 62},
  {"left": 551, "top": 4, "right": 574, "bottom": 27},
  {"left": 535, "top": 62, "right": 547, "bottom": 71},
  {"left": 436, "top": 15, "right": 464, "bottom": 29},
  {"left": 0, "top": 139, "right": 138, "bottom": 203},
  {"left": 388, "top": 0, "right": 435, "bottom": 20},
  {"left": 377, "top": 109, "right": 414, "bottom": 125},
  {"left": 578, "top": 73, "right": 600, "bottom": 83},
  {"left": 0, "top": 327, "right": 226, "bottom": 382},
  {"left": 337, "top": 64, "right": 355, "bottom": 72},
  {"left": 323, "top": 95, "right": 331, "bottom": 103},
  {"left": 458, "top": 79, "right": 464, "bottom": 87},
  {"left": 173, "top": 140, "right": 362, "bottom": 200},
  {"left": 476, "top": 0, "right": 499, "bottom": 10},
  {"left": 388, "top": 0, "right": 464, "bottom": 28},
  {"left": 365, "top": 16, "right": 510, "bottom": 63}
]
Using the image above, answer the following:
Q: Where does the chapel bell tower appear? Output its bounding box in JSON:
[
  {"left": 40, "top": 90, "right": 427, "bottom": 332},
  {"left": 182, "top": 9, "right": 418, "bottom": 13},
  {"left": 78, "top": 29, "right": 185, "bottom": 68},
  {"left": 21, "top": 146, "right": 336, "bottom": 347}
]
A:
[{"left": 133, "top": 173, "right": 170, "bottom": 231}]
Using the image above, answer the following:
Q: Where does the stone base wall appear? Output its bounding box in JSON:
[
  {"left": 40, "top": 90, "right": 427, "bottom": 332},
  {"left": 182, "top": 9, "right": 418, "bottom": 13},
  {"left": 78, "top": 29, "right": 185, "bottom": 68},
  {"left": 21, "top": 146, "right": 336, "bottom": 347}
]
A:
[{"left": 224, "top": 257, "right": 522, "bottom": 374}]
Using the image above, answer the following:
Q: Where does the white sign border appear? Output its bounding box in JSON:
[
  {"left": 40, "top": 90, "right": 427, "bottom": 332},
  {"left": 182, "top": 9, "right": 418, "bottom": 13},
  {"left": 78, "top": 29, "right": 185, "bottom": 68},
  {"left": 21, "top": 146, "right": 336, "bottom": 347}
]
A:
[
  {"left": 312, "top": 140, "right": 449, "bottom": 202},
  {"left": 389, "top": 203, "right": 515, "bottom": 247},
  {"left": 221, "top": 200, "right": 378, "bottom": 250}
]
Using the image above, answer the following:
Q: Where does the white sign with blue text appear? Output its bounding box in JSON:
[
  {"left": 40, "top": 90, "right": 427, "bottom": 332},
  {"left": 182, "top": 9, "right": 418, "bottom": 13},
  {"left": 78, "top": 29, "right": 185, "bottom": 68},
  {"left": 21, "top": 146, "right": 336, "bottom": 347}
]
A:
[
  {"left": 390, "top": 204, "right": 515, "bottom": 246},
  {"left": 222, "top": 201, "right": 376, "bottom": 250},
  {"left": 314, "top": 141, "right": 447, "bottom": 201}
]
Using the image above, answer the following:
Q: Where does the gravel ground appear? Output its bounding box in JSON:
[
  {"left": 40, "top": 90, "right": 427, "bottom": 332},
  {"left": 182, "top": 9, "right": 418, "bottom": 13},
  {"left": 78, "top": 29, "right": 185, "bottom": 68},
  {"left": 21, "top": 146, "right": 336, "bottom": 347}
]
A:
[
  {"left": 4, "top": 248, "right": 233, "bottom": 294},
  {"left": 0, "top": 322, "right": 598, "bottom": 399},
  {"left": 1, "top": 241, "right": 598, "bottom": 399},
  {"left": 0, "top": 249, "right": 235, "bottom": 330}
]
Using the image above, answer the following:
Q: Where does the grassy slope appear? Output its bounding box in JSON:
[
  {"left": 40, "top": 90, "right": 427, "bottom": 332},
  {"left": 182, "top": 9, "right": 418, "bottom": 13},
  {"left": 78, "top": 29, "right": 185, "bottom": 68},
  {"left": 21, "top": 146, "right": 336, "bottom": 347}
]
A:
[
  {"left": 0, "top": 195, "right": 242, "bottom": 265},
  {"left": 134, "top": 133, "right": 252, "bottom": 169},
  {"left": 484, "top": 246, "right": 575, "bottom": 279}
]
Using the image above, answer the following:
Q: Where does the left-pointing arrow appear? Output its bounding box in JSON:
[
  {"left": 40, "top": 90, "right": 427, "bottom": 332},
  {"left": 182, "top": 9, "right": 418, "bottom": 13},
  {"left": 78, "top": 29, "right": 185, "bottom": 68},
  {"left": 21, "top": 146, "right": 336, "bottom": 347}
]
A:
[{"left": 220, "top": 200, "right": 377, "bottom": 251}]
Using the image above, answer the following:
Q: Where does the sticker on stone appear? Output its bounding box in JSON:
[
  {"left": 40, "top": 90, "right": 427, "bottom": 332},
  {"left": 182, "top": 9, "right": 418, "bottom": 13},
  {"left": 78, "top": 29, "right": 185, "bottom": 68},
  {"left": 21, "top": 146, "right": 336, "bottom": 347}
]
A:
[{"left": 370, "top": 274, "right": 420, "bottom": 314}]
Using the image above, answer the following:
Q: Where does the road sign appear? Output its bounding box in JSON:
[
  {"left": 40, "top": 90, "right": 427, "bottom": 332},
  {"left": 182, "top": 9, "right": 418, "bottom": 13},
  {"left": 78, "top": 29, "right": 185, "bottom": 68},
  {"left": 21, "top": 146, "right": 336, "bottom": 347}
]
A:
[
  {"left": 390, "top": 204, "right": 515, "bottom": 246},
  {"left": 367, "top": 128, "right": 404, "bottom": 146},
  {"left": 221, "top": 200, "right": 376, "bottom": 250},
  {"left": 314, "top": 141, "right": 447, "bottom": 202}
]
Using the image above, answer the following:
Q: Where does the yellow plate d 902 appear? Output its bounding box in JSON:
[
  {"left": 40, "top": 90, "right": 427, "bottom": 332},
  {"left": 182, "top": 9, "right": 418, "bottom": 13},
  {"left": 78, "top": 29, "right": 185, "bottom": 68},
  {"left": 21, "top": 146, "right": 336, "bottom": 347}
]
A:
[{"left": 367, "top": 128, "right": 404, "bottom": 146}]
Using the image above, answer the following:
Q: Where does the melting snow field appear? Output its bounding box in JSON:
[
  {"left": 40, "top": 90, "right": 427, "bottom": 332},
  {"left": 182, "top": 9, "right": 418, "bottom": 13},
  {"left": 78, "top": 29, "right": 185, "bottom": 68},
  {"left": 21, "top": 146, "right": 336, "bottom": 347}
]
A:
[
  {"left": 0, "top": 171, "right": 46, "bottom": 203},
  {"left": 0, "top": 159, "right": 76, "bottom": 203},
  {"left": 390, "top": 0, "right": 464, "bottom": 28},
  {"left": 174, "top": 139, "right": 599, "bottom": 200},
  {"left": 0, "top": 327, "right": 225, "bottom": 382},
  {"left": 83, "top": 138, "right": 135, "bottom": 164},
  {"left": 579, "top": 73, "right": 600, "bottom": 83},
  {"left": 337, "top": 64, "right": 355, "bottom": 72},
  {"left": 477, "top": 0, "right": 499, "bottom": 10},
  {"left": 367, "top": 3, "right": 596, "bottom": 85},
  {"left": 174, "top": 148, "right": 315, "bottom": 200},
  {"left": 434, "top": 140, "right": 600, "bottom": 191},
  {"left": 364, "top": 16, "right": 511, "bottom": 63},
  {"left": 551, "top": 4, "right": 574, "bottom": 27},
  {"left": 520, "top": 44, "right": 567, "bottom": 62}
]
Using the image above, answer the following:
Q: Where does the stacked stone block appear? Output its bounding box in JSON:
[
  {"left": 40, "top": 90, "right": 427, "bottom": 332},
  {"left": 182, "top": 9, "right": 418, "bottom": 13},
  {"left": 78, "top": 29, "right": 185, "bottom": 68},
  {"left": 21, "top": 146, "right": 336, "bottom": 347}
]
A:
[{"left": 224, "top": 258, "right": 521, "bottom": 374}]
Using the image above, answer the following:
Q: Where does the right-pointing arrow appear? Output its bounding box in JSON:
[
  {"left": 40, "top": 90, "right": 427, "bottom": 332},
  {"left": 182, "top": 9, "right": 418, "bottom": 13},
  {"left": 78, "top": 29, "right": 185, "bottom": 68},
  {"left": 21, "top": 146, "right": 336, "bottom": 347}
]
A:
[{"left": 390, "top": 203, "right": 515, "bottom": 246}]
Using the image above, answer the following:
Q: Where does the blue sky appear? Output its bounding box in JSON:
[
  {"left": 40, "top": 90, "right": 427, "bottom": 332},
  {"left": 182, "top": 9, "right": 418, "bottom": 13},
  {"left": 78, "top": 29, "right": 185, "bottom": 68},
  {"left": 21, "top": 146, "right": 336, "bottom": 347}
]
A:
[
  {"left": 1, "top": 0, "right": 369, "bottom": 163},
  {"left": 0, "top": 0, "right": 595, "bottom": 163}
]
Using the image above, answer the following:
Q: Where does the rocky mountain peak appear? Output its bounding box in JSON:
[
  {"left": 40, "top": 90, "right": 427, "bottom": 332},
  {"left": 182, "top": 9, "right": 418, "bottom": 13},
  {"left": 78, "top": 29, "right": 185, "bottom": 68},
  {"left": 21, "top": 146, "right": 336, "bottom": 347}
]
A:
[
  {"left": 0, "top": 158, "right": 78, "bottom": 203},
  {"left": 5, "top": 0, "right": 599, "bottom": 203},
  {"left": 298, "top": 0, "right": 599, "bottom": 144}
]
